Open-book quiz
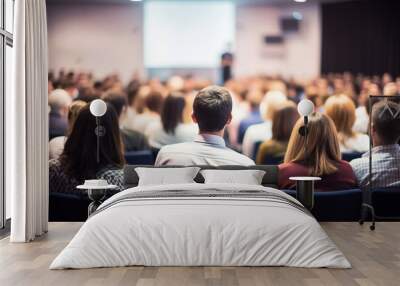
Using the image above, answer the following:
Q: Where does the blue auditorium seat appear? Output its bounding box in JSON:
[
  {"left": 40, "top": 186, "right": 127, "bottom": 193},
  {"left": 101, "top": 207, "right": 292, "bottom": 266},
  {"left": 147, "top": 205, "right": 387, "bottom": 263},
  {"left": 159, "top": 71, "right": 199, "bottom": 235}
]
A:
[
  {"left": 371, "top": 187, "right": 400, "bottom": 218},
  {"left": 342, "top": 152, "right": 363, "bottom": 162},
  {"left": 124, "top": 150, "right": 154, "bottom": 165},
  {"left": 284, "top": 189, "right": 362, "bottom": 221},
  {"left": 261, "top": 155, "right": 284, "bottom": 165}
]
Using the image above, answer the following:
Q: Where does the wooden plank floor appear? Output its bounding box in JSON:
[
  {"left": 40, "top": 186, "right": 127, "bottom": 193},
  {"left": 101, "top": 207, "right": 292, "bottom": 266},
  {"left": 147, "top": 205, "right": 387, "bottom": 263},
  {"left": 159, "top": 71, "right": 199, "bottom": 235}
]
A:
[{"left": 1, "top": 222, "right": 399, "bottom": 286}]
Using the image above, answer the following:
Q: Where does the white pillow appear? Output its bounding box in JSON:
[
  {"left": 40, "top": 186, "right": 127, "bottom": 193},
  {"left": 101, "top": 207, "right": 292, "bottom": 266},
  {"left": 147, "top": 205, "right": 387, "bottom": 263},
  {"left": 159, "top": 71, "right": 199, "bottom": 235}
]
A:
[
  {"left": 135, "top": 167, "right": 200, "bottom": 186},
  {"left": 200, "top": 169, "right": 266, "bottom": 185}
]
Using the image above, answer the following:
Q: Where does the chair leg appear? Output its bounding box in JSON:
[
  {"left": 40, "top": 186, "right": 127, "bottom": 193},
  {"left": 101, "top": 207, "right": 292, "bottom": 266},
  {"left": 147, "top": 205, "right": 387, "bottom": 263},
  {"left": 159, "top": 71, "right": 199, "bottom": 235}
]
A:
[
  {"left": 359, "top": 203, "right": 376, "bottom": 231},
  {"left": 359, "top": 204, "right": 366, "bottom": 225}
]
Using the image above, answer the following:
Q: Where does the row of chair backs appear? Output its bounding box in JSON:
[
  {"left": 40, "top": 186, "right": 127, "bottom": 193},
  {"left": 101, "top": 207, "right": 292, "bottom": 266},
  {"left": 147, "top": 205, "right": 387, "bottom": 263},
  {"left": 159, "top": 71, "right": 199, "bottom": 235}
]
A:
[{"left": 124, "top": 150, "right": 154, "bottom": 165}]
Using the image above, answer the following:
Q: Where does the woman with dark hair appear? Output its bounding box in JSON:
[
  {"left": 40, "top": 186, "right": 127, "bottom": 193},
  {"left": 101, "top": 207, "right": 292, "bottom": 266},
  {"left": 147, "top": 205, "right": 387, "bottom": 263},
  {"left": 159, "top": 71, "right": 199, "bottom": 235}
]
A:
[
  {"left": 278, "top": 112, "right": 357, "bottom": 191},
  {"left": 256, "top": 101, "right": 299, "bottom": 164},
  {"left": 145, "top": 92, "right": 198, "bottom": 149},
  {"left": 49, "top": 104, "right": 125, "bottom": 194}
]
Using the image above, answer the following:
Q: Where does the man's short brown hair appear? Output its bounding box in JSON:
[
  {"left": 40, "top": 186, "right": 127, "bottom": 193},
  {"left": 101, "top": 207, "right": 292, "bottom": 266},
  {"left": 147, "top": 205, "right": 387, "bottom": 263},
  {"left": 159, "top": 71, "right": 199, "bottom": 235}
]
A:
[
  {"left": 372, "top": 100, "right": 400, "bottom": 144},
  {"left": 193, "top": 86, "right": 232, "bottom": 132}
]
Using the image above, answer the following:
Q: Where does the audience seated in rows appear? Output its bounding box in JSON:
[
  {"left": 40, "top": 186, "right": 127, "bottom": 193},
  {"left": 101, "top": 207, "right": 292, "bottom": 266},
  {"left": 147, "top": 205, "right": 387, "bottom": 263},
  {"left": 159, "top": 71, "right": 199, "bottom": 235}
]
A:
[
  {"left": 324, "top": 94, "right": 369, "bottom": 153},
  {"left": 49, "top": 105, "right": 125, "bottom": 194},
  {"left": 145, "top": 92, "right": 198, "bottom": 149},
  {"left": 242, "top": 90, "right": 287, "bottom": 157},
  {"left": 256, "top": 101, "right": 299, "bottom": 164},
  {"left": 48, "top": 70, "right": 400, "bottom": 193},
  {"left": 49, "top": 100, "right": 86, "bottom": 159},
  {"left": 279, "top": 112, "right": 357, "bottom": 191},
  {"left": 350, "top": 100, "right": 400, "bottom": 188},
  {"left": 155, "top": 86, "right": 255, "bottom": 166},
  {"left": 48, "top": 89, "right": 72, "bottom": 139},
  {"left": 102, "top": 92, "right": 150, "bottom": 152}
]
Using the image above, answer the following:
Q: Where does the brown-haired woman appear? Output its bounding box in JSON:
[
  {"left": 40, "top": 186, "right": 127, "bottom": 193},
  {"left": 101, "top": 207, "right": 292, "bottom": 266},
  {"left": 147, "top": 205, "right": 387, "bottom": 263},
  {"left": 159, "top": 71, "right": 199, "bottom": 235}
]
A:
[
  {"left": 324, "top": 94, "right": 369, "bottom": 153},
  {"left": 256, "top": 102, "right": 299, "bottom": 164},
  {"left": 278, "top": 112, "right": 357, "bottom": 191}
]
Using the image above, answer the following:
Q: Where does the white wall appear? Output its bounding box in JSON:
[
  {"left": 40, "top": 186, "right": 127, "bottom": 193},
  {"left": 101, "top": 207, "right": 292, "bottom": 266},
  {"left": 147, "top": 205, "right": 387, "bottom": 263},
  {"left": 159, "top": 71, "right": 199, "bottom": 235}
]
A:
[
  {"left": 47, "top": 2, "right": 321, "bottom": 82},
  {"left": 47, "top": 3, "right": 144, "bottom": 83},
  {"left": 235, "top": 3, "right": 321, "bottom": 80}
]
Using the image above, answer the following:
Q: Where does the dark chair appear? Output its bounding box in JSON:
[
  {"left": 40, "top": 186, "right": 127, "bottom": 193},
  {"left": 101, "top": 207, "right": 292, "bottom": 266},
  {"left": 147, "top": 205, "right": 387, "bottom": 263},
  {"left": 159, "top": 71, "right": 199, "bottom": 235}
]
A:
[
  {"left": 124, "top": 150, "right": 154, "bottom": 165},
  {"left": 371, "top": 187, "right": 400, "bottom": 218},
  {"left": 49, "top": 192, "right": 90, "bottom": 222},
  {"left": 252, "top": 141, "right": 263, "bottom": 160},
  {"left": 284, "top": 189, "right": 362, "bottom": 221},
  {"left": 342, "top": 152, "right": 363, "bottom": 162},
  {"left": 261, "top": 155, "right": 284, "bottom": 165}
]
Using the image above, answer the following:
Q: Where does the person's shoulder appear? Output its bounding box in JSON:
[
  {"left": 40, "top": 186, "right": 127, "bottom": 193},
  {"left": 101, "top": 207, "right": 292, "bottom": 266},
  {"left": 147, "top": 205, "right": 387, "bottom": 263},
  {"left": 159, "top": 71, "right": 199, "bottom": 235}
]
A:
[
  {"left": 226, "top": 148, "right": 255, "bottom": 164},
  {"left": 145, "top": 121, "right": 162, "bottom": 134},
  {"left": 349, "top": 156, "right": 368, "bottom": 168},
  {"left": 354, "top": 132, "right": 370, "bottom": 142},
  {"left": 338, "top": 159, "right": 354, "bottom": 169},
  {"left": 245, "top": 122, "right": 263, "bottom": 132},
  {"left": 98, "top": 166, "right": 123, "bottom": 176},
  {"left": 159, "top": 142, "right": 194, "bottom": 153},
  {"left": 122, "top": 128, "right": 145, "bottom": 138},
  {"left": 259, "top": 139, "right": 274, "bottom": 149},
  {"left": 49, "top": 136, "right": 65, "bottom": 144},
  {"left": 278, "top": 161, "right": 299, "bottom": 169}
]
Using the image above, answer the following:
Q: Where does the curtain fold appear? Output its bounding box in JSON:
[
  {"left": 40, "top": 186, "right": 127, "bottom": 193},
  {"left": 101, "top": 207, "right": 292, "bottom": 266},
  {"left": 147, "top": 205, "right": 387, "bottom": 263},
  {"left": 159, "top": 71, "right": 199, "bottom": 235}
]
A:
[{"left": 9, "top": 0, "right": 48, "bottom": 242}]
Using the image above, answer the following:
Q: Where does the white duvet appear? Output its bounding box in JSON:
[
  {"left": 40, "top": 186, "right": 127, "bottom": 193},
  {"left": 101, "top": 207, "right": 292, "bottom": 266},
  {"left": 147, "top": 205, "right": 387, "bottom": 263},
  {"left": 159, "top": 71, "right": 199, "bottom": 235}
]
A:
[{"left": 50, "top": 183, "right": 351, "bottom": 269}]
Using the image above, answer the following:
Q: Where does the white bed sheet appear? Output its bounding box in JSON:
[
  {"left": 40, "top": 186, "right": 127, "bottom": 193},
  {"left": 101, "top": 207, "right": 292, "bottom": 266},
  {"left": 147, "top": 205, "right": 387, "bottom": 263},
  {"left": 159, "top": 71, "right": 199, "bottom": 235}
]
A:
[{"left": 50, "top": 183, "right": 350, "bottom": 269}]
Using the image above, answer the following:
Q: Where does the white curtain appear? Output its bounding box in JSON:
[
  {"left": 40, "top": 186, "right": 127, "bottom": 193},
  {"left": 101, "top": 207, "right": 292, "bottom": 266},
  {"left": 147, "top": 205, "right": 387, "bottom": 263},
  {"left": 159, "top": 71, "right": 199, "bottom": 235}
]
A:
[{"left": 8, "top": 0, "right": 48, "bottom": 242}]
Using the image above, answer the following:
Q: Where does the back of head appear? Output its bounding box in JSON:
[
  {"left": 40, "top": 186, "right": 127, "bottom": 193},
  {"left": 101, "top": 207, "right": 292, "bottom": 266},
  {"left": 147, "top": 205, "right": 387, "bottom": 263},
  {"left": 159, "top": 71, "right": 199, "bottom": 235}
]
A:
[
  {"left": 284, "top": 112, "right": 341, "bottom": 176},
  {"left": 60, "top": 105, "right": 124, "bottom": 181},
  {"left": 324, "top": 94, "right": 356, "bottom": 138},
  {"left": 372, "top": 100, "right": 400, "bottom": 145},
  {"left": 193, "top": 85, "right": 232, "bottom": 132},
  {"left": 49, "top": 89, "right": 72, "bottom": 112},
  {"left": 161, "top": 92, "right": 186, "bottom": 134},
  {"left": 261, "top": 90, "right": 288, "bottom": 120},
  {"left": 167, "top": 76, "right": 185, "bottom": 92},
  {"left": 126, "top": 81, "right": 140, "bottom": 106},
  {"left": 145, "top": 91, "right": 164, "bottom": 114},
  {"left": 272, "top": 101, "right": 299, "bottom": 142},
  {"left": 102, "top": 92, "right": 127, "bottom": 118},
  {"left": 246, "top": 88, "right": 264, "bottom": 109},
  {"left": 383, "top": 82, "right": 398, "bottom": 96},
  {"left": 77, "top": 86, "right": 100, "bottom": 103}
]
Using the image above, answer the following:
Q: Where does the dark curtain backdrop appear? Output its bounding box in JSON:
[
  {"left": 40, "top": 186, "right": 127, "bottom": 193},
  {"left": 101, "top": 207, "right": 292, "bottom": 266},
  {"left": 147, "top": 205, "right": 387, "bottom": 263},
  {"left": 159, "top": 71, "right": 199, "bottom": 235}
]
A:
[{"left": 321, "top": 0, "right": 400, "bottom": 76}]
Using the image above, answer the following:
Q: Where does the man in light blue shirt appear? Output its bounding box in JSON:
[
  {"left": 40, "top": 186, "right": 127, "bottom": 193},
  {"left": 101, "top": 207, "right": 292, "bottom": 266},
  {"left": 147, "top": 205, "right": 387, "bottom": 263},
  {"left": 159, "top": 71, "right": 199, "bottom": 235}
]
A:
[
  {"left": 350, "top": 100, "right": 400, "bottom": 188},
  {"left": 155, "top": 86, "right": 255, "bottom": 166}
]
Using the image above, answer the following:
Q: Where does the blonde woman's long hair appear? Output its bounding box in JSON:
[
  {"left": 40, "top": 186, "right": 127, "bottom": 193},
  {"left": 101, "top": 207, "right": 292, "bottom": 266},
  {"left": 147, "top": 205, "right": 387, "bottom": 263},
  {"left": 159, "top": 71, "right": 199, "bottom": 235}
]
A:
[
  {"left": 324, "top": 94, "right": 356, "bottom": 145},
  {"left": 284, "top": 112, "right": 341, "bottom": 176}
]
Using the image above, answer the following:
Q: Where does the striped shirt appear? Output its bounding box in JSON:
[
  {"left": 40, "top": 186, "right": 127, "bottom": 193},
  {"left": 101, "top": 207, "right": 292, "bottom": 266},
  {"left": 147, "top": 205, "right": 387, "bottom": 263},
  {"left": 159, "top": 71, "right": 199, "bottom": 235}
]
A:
[
  {"left": 155, "top": 134, "right": 255, "bottom": 166},
  {"left": 350, "top": 144, "right": 400, "bottom": 188}
]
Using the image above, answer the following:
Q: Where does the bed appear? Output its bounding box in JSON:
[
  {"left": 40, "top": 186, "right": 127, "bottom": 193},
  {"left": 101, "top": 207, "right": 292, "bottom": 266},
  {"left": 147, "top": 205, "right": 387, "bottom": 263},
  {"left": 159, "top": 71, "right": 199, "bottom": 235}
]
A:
[{"left": 50, "top": 165, "right": 350, "bottom": 269}]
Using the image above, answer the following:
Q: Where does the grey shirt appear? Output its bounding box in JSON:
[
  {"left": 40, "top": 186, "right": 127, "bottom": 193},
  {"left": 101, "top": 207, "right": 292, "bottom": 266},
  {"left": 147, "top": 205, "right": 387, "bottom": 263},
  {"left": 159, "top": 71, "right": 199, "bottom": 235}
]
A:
[{"left": 155, "top": 134, "right": 255, "bottom": 166}]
